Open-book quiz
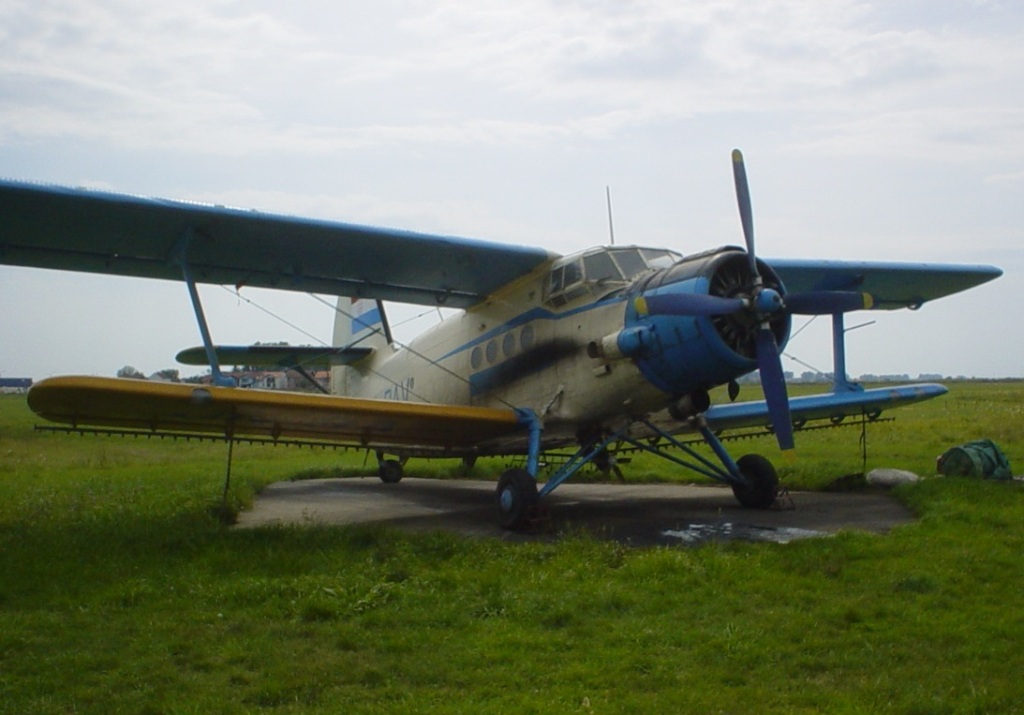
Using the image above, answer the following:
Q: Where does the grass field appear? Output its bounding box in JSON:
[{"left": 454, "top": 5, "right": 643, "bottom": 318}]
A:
[{"left": 1, "top": 382, "right": 1022, "bottom": 714}]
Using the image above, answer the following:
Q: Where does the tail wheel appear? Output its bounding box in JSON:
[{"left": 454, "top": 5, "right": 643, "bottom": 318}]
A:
[
  {"left": 496, "top": 468, "right": 538, "bottom": 530},
  {"left": 732, "top": 454, "right": 778, "bottom": 508}
]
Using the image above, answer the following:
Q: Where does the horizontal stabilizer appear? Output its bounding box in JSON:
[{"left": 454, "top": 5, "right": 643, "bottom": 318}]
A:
[{"left": 176, "top": 345, "right": 372, "bottom": 369}]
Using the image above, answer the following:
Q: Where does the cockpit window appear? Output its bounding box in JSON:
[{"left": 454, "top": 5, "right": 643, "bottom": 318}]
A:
[
  {"left": 609, "top": 248, "right": 647, "bottom": 278},
  {"left": 583, "top": 251, "right": 622, "bottom": 283},
  {"left": 563, "top": 260, "right": 583, "bottom": 287},
  {"left": 548, "top": 266, "right": 563, "bottom": 295},
  {"left": 544, "top": 246, "right": 682, "bottom": 307},
  {"left": 640, "top": 249, "right": 679, "bottom": 270}
]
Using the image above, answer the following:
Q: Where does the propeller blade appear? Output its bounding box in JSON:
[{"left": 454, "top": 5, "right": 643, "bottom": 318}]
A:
[
  {"left": 731, "top": 149, "right": 759, "bottom": 280},
  {"left": 785, "top": 291, "right": 874, "bottom": 315},
  {"left": 636, "top": 293, "right": 747, "bottom": 317},
  {"left": 755, "top": 327, "right": 795, "bottom": 452}
]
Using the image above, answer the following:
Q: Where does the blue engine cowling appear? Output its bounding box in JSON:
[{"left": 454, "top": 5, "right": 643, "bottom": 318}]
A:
[{"left": 625, "top": 247, "right": 791, "bottom": 396}]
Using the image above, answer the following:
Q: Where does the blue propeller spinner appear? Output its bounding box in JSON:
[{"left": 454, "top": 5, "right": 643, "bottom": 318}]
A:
[{"left": 634, "top": 150, "right": 873, "bottom": 453}]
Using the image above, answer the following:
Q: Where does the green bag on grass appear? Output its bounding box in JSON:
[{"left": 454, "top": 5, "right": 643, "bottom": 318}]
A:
[{"left": 937, "top": 439, "right": 1012, "bottom": 480}]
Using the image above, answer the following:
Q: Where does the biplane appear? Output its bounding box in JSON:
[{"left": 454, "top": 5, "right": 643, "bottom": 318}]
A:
[{"left": 0, "top": 151, "right": 1002, "bottom": 529}]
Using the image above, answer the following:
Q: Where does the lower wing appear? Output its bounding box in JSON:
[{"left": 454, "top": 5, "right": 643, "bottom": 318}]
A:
[
  {"left": 704, "top": 383, "right": 947, "bottom": 433},
  {"left": 27, "top": 376, "right": 524, "bottom": 454}
]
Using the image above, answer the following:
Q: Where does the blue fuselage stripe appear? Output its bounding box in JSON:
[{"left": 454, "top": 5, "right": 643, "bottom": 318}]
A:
[
  {"left": 429, "top": 295, "right": 627, "bottom": 397},
  {"left": 437, "top": 295, "right": 627, "bottom": 364}
]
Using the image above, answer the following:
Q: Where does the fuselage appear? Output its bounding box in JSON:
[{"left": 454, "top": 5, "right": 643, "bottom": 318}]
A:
[{"left": 333, "top": 245, "right": 790, "bottom": 449}]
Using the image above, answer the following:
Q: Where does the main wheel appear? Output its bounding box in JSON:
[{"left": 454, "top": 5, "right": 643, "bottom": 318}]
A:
[
  {"left": 731, "top": 454, "right": 778, "bottom": 508},
  {"left": 495, "top": 469, "right": 538, "bottom": 530},
  {"left": 378, "top": 459, "right": 404, "bottom": 484}
]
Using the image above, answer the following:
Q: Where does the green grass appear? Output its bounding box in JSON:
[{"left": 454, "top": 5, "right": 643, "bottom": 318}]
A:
[{"left": 1, "top": 383, "right": 1022, "bottom": 714}]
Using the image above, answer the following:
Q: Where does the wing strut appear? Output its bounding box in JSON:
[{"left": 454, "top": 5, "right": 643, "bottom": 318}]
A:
[
  {"left": 831, "top": 313, "right": 874, "bottom": 393},
  {"left": 174, "top": 228, "right": 236, "bottom": 387}
]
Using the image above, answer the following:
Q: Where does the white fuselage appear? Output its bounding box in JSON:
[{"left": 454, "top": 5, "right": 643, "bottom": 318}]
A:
[{"left": 332, "top": 256, "right": 673, "bottom": 446}]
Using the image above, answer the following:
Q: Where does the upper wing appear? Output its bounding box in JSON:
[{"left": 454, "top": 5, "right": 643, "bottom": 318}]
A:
[
  {"left": 768, "top": 258, "right": 1002, "bottom": 309},
  {"left": 0, "top": 180, "right": 556, "bottom": 309},
  {"left": 27, "top": 376, "right": 525, "bottom": 452}
]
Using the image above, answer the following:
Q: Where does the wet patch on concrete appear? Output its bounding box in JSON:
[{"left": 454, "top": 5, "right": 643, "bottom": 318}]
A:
[
  {"left": 661, "top": 523, "right": 830, "bottom": 545},
  {"left": 236, "top": 477, "right": 915, "bottom": 546}
]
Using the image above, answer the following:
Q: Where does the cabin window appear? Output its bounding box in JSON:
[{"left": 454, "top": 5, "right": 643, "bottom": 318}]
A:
[
  {"left": 520, "top": 325, "right": 535, "bottom": 351},
  {"left": 485, "top": 339, "right": 499, "bottom": 364},
  {"left": 502, "top": 332, "right": 517, "bottom": 358},
  {"left": 470, "top": 346, "right": 483, "bottom": 370}
]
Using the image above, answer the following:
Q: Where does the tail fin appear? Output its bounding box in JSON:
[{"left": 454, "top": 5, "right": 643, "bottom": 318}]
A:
[
  {"left": 331, "top": 298, "right": 392, "bottom": 395},
  {"left": 334, "top": 298, "right": 392, "bottom": 348}
]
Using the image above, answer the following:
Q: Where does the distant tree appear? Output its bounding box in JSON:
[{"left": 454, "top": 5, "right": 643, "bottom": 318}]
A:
[
  {"left": 117, "top": 365, "right": 145, "bottom": 379},
  {"left": 153, "top": 369, "right": 181, "bottom": 382}
]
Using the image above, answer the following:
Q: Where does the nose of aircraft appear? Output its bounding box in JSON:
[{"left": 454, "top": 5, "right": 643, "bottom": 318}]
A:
[{"left": 591, "top": 151, "right": 882, "bottom": 453}]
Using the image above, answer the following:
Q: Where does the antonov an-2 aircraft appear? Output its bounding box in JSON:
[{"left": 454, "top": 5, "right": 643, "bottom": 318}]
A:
[{"left": 0, "top": 151, "right": 1002, "bottom": 529}]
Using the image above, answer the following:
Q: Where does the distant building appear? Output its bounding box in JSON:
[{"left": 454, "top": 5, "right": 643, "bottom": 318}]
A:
[
  {"left": 201, "top": 369, "right": 330, "bottom": 392},
  {"left": 0, "top": 378, "right": 33, "bottom": 394}
]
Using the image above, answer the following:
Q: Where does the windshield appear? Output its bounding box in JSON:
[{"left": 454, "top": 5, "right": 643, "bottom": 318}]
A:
[{"left": 544, "top": 246, "right": 681, "bottom": 306}]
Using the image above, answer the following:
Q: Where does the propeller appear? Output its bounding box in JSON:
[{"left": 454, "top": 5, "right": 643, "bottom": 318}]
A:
[
  {"left": 784, "top": 290, "right": 873, "bottom": 315},
  {"left": 636, "top": 293, "right": 747, "bottom": 317},
  {"left": 732, "top": 149, "right": 761, "bottom": 283},
  {"left": 637, "top": 150, "right": 873, "bottom": 451},
  {"left": 730, "top": 148, "right": 795, "bottom": 452}
]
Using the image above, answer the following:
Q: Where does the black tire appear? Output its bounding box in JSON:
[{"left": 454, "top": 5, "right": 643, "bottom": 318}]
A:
[
  {"left": 731, "top": 454, "right": 778, "bottom": 509},
  {"left": 378, "top": 459, "right": 404, "bottom": 484},
  {"left": 495, "top": 469, "right": 538, "bottom": 530}
]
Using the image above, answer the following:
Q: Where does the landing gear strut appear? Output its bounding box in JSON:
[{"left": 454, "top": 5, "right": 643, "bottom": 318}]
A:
[{"left": 494, "top": 412, "right": 780, "bottom": 530}]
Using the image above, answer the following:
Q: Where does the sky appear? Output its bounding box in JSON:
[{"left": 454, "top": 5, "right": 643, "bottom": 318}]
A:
[{"left": 0, "top": 0, "right": 1020, "bottom": 381}]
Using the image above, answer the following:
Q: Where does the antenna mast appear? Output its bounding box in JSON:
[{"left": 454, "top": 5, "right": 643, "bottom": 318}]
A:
[{"left": 605, "top": 185, "right": 616, "bottom": 245}]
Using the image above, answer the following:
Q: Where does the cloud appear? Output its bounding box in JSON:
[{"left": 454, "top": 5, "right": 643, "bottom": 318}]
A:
[
  {"left": 2, "top": 0, "right": 1021, "bottom": 163},
  {"left": 790, "top": 106, "right": 1024, "bottom": 161},
  {"left": 985, "top": 170, "right": 1024, "bottom": 184},
  {"left": 0, "top": 1, "right": 1020, "bottom": 378}
]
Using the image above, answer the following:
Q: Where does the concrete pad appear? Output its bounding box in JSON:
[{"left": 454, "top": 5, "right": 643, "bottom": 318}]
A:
[{"left": 236, "top": 477, "right": 915, "bottom": 546}]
